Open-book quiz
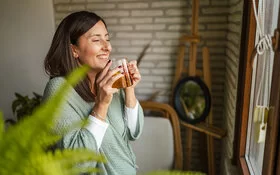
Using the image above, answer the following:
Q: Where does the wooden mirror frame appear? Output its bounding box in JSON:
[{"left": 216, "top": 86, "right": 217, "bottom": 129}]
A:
[{"left": 173, "top": 76, "right": 211, "bottom": 124}]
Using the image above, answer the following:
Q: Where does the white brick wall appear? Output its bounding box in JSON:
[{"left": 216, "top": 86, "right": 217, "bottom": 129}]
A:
[
  {"left": 87, "top": 3, "right": 116, "bottom": 9},
  {"left": 120, "top": 17, "right": 153, "bottom": 24},
  {"left": 117, "top": 3, "right": 149, "bottom": 9},
  {"left": 52, "top": 0, "right": 238, "bottom": 174}
]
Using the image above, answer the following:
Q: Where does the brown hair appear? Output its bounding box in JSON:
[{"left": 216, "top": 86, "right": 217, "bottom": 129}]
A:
[{"left": 44, "top": 11, "right": 106, "bottom": 102}]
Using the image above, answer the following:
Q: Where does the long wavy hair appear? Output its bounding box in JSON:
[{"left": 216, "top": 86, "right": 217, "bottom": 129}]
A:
[{"left": 44, "top": 11, "right": 107, "bottom": 102}]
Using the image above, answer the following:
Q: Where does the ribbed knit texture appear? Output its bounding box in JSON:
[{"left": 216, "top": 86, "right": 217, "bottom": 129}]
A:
[{"left": 43, "top": 77, "right": 144, "bottom": 175}]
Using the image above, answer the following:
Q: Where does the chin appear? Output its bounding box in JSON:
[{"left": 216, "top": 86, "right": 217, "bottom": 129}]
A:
[{"left": 92, "top": 63, "right": 107, "bottom": 71}]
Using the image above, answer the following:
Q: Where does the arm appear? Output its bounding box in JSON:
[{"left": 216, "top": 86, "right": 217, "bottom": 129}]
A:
[
  {"left": 124, "top": 87, "right": 139, "bottom": 135},
  {"left": 124, "top": 99, "right": 144, "bottom": 140},
  {"left": 124, "top": 60, "right": 144, "bottom": 140},
  {"left": 43, "top": 79, "right": 99, "bottom": 150},
  {"left": 43, "top": 77, "right": 106, "bottom": 168},
  {"left": 125, "top": 87, "right": 137, "bottom": 108},
  {"left": 53, "top": 103, "right": 103, "bottom": 169},
  {"left": 121, "top": 88, "right": 144, "bottom": 140}
]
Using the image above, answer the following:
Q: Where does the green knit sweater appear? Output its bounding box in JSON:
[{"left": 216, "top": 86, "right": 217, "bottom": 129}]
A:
[{"left": 43, "top": 77, "right": 144, "bottom": 175}]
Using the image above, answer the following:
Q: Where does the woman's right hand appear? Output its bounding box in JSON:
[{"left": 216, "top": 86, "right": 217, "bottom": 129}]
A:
[{"left": 94, "top": 60, "right": 123, "bottom": 107}]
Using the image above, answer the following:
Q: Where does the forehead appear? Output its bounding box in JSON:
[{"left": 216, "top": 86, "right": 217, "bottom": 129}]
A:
[{"left": 85, "top": 20, "right": 108, "bottom": 37}]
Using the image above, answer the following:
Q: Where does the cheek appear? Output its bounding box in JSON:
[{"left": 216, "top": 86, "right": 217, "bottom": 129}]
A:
[
  {"left": 83, "top": 45, "right": 100, "bottom": 57},
  {"left": 77, "top": 47, "right": 97, "bottom": 64}
]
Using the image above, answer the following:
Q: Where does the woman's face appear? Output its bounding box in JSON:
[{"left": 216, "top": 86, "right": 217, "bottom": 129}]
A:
[{"left": 71, "top": 20, "right": 112, "bottom": 72}]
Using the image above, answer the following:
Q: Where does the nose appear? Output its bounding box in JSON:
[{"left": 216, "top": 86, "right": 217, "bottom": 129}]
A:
[{"left": 102, "top": 39, "right": 111, "bottom": 52}]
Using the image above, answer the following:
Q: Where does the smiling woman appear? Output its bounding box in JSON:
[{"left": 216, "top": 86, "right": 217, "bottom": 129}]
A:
[
  {"left": 42, "top": 11, "right": 144, "bottom": 175},
  {"left": 70, "top": 20, "right": 112, "bottom": 71}
]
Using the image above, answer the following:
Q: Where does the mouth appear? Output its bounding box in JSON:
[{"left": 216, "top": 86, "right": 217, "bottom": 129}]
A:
[{"left": 97, "top": 54, "right": 109, "bottom": 60}]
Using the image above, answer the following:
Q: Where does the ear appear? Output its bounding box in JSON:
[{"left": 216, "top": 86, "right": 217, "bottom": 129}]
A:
[{"left": 70, "top": 44, "right": 79, "bottom": 58}]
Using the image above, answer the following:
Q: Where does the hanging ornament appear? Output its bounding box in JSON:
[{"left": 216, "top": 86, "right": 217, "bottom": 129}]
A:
[{"left": 251, "top": 0, "right": 273, "bottom": 143}]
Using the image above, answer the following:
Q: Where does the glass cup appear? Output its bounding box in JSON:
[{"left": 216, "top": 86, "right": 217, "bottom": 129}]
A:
[{"left": 110, "top": 58, "right": 133, "bottom": 89}]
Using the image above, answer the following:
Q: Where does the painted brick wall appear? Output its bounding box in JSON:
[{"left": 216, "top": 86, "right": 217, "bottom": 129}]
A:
[
  {"left": 52, "top": 0, "right": 236, "bottom": 174},
  {"left": 220, "top": 0, "right": 243, "bottom": 174}
]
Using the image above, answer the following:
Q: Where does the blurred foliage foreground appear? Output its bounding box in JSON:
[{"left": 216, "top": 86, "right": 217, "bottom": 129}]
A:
[{"left": 0, "top": 66, "right": 205, "bottom": 175}]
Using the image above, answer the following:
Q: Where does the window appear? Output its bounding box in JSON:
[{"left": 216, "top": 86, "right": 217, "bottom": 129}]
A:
[{"left": 233, "top": 0, "right": 280, "bottom": 174}]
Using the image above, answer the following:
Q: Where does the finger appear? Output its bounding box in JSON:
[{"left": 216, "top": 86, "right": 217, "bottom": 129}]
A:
[
  {"left": 130, "top": 67, "right": 140, "bottom": 75},
  {"left": 99, "top": 69, "right": 124, "bottom": 89},
  {"left": 132, "top": 73, "right": 141, "bottom": 78},
  {"left": 129, "top": 68, "right": 139, "bottom": 75},
  {"left": 128, "top": 61, "right": 139, "bottom": 73},
  {"left": 128, "top": 60, "right": 137, "bottom": 67},
  {"left": 131, "top": 73, "right": 141, "bottom": 82},
  {"left": 109, "top": 66, "right": 123, "bottom": 77},
  {"left": 101, "top": 66, "right": 123, "bottom": 86},
  {"left": 108, "top": 72, "right": 124, "bottom": 86},
  {"left": 110, "top": 87, "right": 120, "bottom": 94},
  {"left": 96, "top": 60, "right": 112, "bottom": 83}
]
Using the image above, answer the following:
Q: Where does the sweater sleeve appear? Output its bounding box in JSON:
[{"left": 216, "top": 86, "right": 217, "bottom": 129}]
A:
[
  {"left": 53, "top": 104, "right": 100, "bottom": 170},
  {"left": 128, "top": 102, "right": 144, "bottom": 141},
  {"left": 120, "top": 90, "right": 144, "bottom": 141},
  {"left": 54, "top": 103, "right": 98, "bottom": 151},
  {"left": 85, "top": 115, "right": 108, "bottom": 149},
  {"left": 125, "top": 101, "right": 139, "bottom": 135},
  {"left": 43, "top": 78, "right": 101, "bottom": 168}
]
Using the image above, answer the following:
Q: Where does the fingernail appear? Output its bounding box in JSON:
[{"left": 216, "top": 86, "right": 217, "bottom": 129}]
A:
[
  {"left": 108, "top": 60, "right": 111, "bottom": 63},
  {"left": 118, "top": 65, "right": 122, "bottom": 68}
]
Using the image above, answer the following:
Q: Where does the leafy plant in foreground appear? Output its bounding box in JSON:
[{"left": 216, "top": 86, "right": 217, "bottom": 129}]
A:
[{"left": 0, "top": 65, "right": 105, "bottom": 175}]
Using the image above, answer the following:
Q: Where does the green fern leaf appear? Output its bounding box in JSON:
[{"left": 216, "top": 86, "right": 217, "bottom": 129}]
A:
[{"left": 0, "top": 65, "right": 105, "bottom": 175}]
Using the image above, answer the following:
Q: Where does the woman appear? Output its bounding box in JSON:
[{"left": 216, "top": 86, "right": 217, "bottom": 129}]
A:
[{"left": 43, "top": 11, "right": 144, "bottom": 175}]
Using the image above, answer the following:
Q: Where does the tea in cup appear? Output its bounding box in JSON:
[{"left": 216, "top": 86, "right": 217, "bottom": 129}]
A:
[{"left": 110, "top": 58, "right": 133, "bottom": 89}]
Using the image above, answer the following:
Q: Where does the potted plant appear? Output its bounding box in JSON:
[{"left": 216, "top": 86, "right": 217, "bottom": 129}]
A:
[{"left": 5, "top": 92, "right": 42, "bottom": 125}]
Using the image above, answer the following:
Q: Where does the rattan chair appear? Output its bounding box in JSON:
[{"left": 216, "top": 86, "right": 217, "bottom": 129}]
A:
[{"left": 131, "top": 101, "right": 183, "bottom": 173}]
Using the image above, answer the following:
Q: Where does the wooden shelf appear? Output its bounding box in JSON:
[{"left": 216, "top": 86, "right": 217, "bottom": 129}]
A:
[{"left": 180, "top": 121, "right": 226, "bottom": 139}]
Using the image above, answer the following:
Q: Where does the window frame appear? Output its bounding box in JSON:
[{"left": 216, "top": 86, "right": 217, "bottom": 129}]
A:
[{"left": 233, "top": 0, "right": 280, "bottom": 174}]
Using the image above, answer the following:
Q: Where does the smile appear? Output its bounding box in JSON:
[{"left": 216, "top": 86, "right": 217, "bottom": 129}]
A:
[{"left": 97, "top": 54, "right": 109, "bottom": 60}]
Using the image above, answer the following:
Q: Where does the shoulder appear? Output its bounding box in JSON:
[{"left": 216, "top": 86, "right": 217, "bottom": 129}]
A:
[
  {"left": 43, "top": 77, "right": 67, "bottom": 100},
  {"left": 48, "top": 76, "right": 66, "bottom": 86},
  {"left": 42, "top": 77, "right": 89, "bottom": 107},
  {"left": 45, "top": 77, "right": 66, "bottom": 92}
]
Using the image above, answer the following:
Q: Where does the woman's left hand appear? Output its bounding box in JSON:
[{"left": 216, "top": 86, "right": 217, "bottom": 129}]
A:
[{"left": 127, "top": 60, "right": 141, "bottom": 88}]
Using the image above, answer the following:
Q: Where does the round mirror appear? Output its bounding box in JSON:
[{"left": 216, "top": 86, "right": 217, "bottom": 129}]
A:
[{"left": 173, "top": 76, "right": 211, "bottom": 124}]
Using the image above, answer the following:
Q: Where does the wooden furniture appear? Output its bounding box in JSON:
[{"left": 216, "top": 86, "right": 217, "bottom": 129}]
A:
[
  {"left": 171, "top": 0, "right": 226, "bottom": 174},
  {"left": 132, "top": 101, "right": 209, "bottom": 174},
  {"left": 138, "top": 101, "right": 183, "bottom": 170}
]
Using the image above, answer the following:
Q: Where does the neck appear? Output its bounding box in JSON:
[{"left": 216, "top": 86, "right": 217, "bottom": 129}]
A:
[{"left": 87, "top": 70, "right": 98, "bottom": 96}]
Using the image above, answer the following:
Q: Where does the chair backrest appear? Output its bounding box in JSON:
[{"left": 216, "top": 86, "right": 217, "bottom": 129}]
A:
[{"left": 131, "top": 101, "right": 183, "bottom": 174}]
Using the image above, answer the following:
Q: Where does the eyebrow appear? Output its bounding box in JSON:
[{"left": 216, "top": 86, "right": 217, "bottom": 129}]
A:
[{"left": 87, "top": 33, "right": 109, "bottom": 38}]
